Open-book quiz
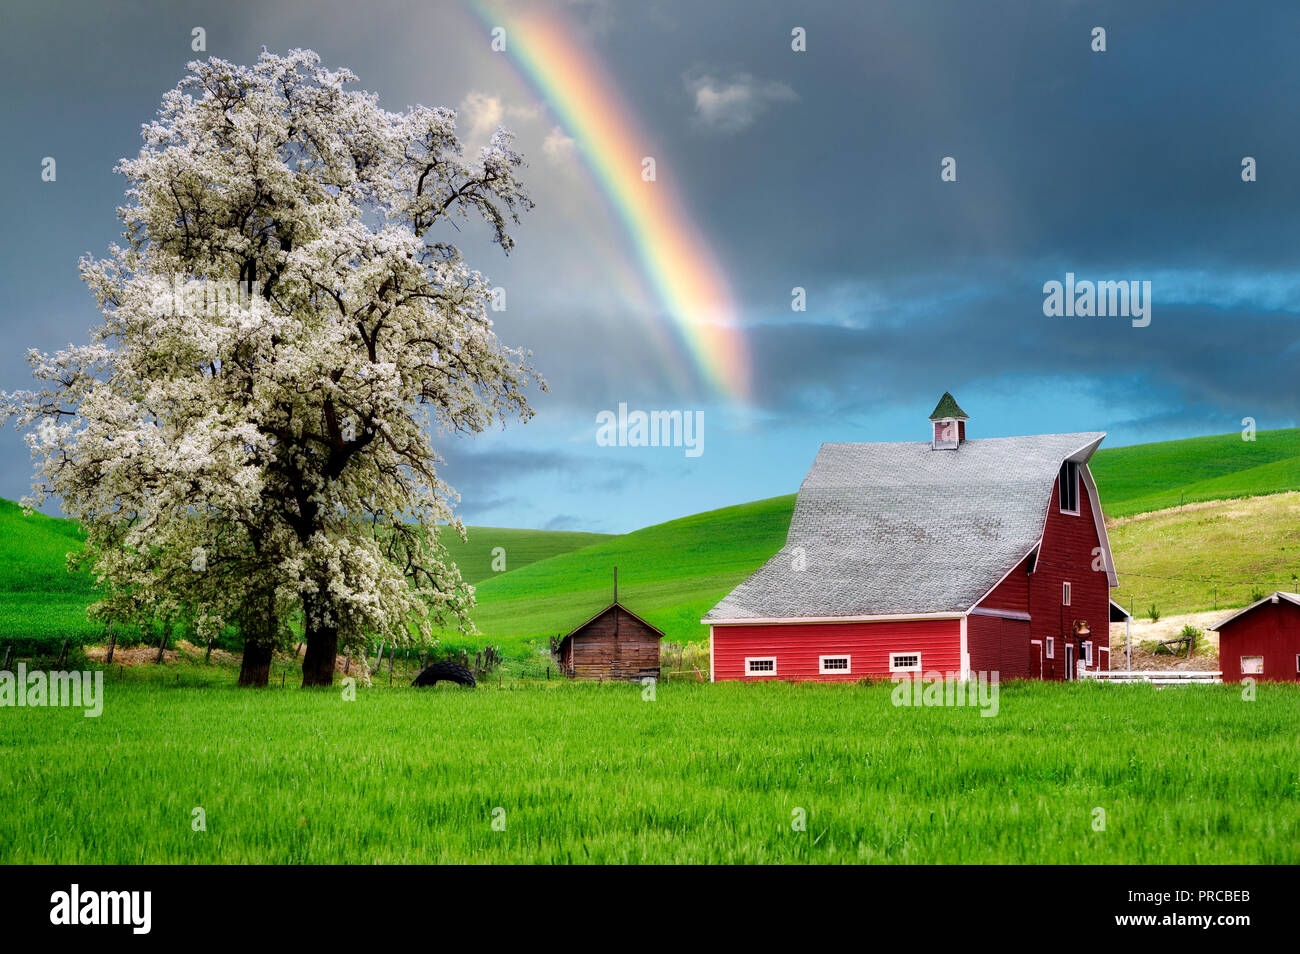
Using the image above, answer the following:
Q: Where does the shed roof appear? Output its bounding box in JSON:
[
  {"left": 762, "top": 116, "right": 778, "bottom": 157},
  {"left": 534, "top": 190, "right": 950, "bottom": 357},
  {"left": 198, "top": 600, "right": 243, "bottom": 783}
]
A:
[
  {"left": 557, "top": 601, "right": 666, "bottom": 650},
  {"left": 1210, "top": 591, "right": 1300, "bottom": 632},
  {"left": 705, "top": 432, "right": 1106, "bottom": 621}
]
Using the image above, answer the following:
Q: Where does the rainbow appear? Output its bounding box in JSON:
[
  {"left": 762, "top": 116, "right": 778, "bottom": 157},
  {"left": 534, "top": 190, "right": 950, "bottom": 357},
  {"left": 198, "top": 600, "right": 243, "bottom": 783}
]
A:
[{"left": 467, "top": 1, "right": 750, "bottom": 400}]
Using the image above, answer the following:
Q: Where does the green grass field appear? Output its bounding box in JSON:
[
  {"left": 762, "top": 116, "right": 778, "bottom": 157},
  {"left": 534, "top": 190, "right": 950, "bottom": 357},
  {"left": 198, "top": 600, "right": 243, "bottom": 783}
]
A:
[
  {"left": 3, "top": 427, "right": 1298, "bottom": 660},
  {"left": 2, "top": 674, "right": 1295, "bottom": 864}
]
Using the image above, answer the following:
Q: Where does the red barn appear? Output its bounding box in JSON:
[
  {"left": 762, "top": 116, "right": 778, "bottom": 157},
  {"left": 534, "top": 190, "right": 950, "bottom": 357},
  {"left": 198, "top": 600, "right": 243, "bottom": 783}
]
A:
[
  {"left": 1211, "top": 592, "right": 1300, "bottom": 683},
  {"left": 704, "top": 394, "right": 1118, "bottom": 682}
]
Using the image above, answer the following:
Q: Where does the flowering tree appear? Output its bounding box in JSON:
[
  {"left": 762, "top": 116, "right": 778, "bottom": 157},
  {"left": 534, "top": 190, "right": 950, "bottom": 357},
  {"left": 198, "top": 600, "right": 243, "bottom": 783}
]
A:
[{"left": 3, "top": 50, "right": 540, "bottom": 686}]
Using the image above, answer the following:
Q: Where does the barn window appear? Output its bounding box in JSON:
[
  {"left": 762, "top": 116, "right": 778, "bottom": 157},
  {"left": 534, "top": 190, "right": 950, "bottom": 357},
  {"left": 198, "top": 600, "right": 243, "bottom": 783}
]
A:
[
  {"left": 1062, "top": 581, "right": 1071, "bottom": 606},
  {"left": 1296, "top": 654, "right": 1300, "bottom": 674},
  {"left": 819, "top": 655, "right": 851, "bottom": 674},
  {"left": 889, "top": 652, "right": 921, "bottom": 672},
  {"left": 745, "top": 657, "right": 777, "bottom": 676},
  {"left": 1059, "top": 461, "right": 1080, "bottom": 514},
  {"left": 1046, "top": 637, "right": 1055, "bottom": 659},
  {"left": 1083, "top": 641, "right": 1093, "bottom": 666},
  {"left": 1241, "top": 656, "right": 1264, "bottom": 675}
]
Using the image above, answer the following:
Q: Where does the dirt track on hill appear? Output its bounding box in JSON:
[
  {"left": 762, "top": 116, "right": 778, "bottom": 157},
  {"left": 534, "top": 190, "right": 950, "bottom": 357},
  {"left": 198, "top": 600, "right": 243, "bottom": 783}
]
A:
[{"left": 1109, "top": 609, "right": 1224, "bottom": 671}]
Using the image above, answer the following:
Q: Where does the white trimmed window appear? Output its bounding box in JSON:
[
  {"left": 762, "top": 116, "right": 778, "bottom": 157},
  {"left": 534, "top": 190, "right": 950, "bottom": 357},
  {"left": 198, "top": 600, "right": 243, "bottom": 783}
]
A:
[
  {"left": 1058, "top": 461, "right": 1080, "bottom": 514},
  {"left": 819, "top": 655, "right": 851, "bottom": 674},
  {"left": 1046, "top": 636, "right": 1055, "bottom": 659},
  {"left": 745, "top": 657, "right": 776, "bottom": 676},
  {"left": 1296, "top": 654, "right": 1300, "bottom": 674},
  {"left": 1062, "top": 581, "right": 1071, "bottom": 606},
  {"left": 1083, "top": 641, "right": 1093, "bottom": 666},
  {"left": 889, "top": 652, "right": 921, "bottom": 673},
  {"left": 1241, "top": 656, "right": 1264, "bottom": 676}
]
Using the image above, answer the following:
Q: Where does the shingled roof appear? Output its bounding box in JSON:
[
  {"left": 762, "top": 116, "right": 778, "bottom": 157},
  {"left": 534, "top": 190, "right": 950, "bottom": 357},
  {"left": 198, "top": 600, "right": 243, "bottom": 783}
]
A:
[
  {"left": 705, "top": 433, "right": 1106, "bottom": 621},
  {"left": 928, "top": 391, "right": 969, "bottom": 420}
]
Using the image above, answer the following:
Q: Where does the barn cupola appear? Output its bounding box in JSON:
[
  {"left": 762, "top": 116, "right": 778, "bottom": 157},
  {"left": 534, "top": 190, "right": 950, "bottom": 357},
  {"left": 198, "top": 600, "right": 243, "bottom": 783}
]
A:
[{"left": 928, "top": 392, "right": 969, "bottom": 450}]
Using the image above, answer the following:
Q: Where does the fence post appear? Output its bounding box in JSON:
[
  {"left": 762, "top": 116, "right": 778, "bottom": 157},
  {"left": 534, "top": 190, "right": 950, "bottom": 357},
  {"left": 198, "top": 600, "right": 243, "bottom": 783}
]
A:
[
  {"left": 373, "top": 640, "right": 385, "bottom": 672},
  {"left": 1, "top": 645, "right": 12, "bottom": 672},
  {"left": 57, "top": 639, "right": 69, "bottom": 668},
  {"left": 156, "top": 619, "right": 171, "bottom": 664}
]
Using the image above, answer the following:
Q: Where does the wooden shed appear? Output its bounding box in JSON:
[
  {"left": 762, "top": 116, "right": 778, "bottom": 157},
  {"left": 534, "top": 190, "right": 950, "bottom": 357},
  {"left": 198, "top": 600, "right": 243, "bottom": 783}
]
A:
[
  {"left": 1212, "top": 591, "right": 1300, "bottom": 683},
  {"left": 556, "top": 602, "right": 663, "bottom": 681}
]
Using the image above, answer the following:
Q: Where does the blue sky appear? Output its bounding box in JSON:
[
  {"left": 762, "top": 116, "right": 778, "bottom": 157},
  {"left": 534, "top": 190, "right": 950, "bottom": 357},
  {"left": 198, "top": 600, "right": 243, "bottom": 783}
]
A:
[{"left": 1, "top": 0, "right": 1296, "bottom": 533}]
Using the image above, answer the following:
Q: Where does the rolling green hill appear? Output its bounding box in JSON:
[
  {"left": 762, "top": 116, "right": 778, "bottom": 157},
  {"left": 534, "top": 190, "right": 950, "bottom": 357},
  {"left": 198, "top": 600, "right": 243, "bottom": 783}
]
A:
[
  {"left": 435, "top": 525, "right": 611, "bottom": 585},
  {"left": 1089, "top": 427, "right": 1300, "bottom": 517},
  {"left": 1108, "top": 493, "right": 1300, "bottom": 617},
  {"left": 445, "top": 494, "right": 795, "bottom": 656}
]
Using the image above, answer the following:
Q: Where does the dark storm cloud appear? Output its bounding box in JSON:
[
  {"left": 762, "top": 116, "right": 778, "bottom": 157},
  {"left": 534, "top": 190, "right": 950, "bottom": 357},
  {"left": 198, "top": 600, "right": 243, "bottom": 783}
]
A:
[{"left": 742, "top": 289, "right": 1300, "bottom": 428}]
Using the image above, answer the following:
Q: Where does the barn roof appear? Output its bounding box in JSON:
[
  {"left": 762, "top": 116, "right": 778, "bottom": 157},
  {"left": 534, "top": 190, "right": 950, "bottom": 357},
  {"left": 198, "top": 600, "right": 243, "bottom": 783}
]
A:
[
  {"left": 1210, "top": 591, "right": 1300, "bottom": 631},
  {"left": 557, "top": 601, "right": 666, "bottom": 649},
  {"left": 705, "top": 432, "right": 1106, "bottom": 621}
]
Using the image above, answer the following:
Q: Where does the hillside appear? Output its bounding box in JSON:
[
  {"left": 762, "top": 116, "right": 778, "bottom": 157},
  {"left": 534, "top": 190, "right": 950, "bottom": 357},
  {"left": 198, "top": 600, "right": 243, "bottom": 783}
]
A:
[
  {"left": 1107, "top": 493, "right": 1300, "bottom": 618},
  {"left": 435, "top": 525, "right": 611, "bottom": 585},
  {"left": 447, "top": 495, "right": 796, "bottom": 657},
  {"left": 1090, "top": 427, "right": 1300, "bottom": 517}
]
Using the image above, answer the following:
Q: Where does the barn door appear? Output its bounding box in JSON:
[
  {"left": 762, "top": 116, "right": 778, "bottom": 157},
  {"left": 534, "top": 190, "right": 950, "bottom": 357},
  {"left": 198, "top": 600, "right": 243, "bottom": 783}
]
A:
[
  {"left": 1030, "top": 640, "right": 1043, "bottom": 680},
  {"left": 1064, "top": 643, "right": 1076, "bottom": 681}
]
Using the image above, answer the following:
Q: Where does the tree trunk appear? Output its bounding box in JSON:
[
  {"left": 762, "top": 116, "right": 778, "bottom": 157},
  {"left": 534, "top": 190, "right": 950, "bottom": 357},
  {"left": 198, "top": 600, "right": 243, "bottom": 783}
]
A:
[
  {"left": 238, "top": 638, "right": 273, "bottom": 687},
  {"left": 301, "top": 626, "right": 338, "bottom": 687}
]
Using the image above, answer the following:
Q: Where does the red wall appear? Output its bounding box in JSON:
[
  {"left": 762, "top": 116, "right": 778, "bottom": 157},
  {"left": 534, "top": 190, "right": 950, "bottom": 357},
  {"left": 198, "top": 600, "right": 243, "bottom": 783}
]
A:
[
  {"left": 970, "top": 466, "right": 1111, "bottom": 680},
  {"left": 711, "top": 618, "right": 962, "bottom": 682},
  {"left": 979, "top": 555, "right": 1031, "bottom": 613},
  {"left": 967, "top": 613, "right": 1033, "bottom": 678},
  {"left": 1219, "top": 600, "right": 1300, "bottom": 682},
  {"left": 1024, "top": 468, "right": 1111, "bottom": 679}
]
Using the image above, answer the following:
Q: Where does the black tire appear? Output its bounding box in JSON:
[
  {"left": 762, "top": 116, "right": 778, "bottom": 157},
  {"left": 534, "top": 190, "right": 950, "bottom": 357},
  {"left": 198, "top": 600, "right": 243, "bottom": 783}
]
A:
[{"left": 412, "top": 660, "right": 477, "bottom": 688}]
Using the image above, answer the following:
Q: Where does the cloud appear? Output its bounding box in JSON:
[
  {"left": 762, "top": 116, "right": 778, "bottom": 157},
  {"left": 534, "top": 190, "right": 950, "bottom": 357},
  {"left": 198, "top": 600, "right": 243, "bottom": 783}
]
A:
[
  {"left": 541, "top": 513, "right": 585, "bottom": 531},
  {"left": 542, "top": 125, "right": 578, "bottom": 164},
  {"left": 684, "top": 70, "right": 797, "bottom": 133},
  {"left": 458, "top": 91, "right": 541, "bottom": 143},
  {"left": 441, "top": 446, "right": 647, "bottom": 498}
]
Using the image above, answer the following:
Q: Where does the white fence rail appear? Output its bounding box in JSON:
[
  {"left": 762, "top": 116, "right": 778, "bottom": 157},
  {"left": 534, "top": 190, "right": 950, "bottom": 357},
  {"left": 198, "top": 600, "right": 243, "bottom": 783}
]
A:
[{"left": 1086, "top": 670, "right": 1222, "bottom": 685}]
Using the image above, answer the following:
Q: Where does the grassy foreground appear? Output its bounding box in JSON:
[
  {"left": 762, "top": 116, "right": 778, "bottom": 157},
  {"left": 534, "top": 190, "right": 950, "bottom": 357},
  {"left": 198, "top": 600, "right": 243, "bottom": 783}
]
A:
[{"left": 2, "top": 676, "right": 1295, "bottom": 864}]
